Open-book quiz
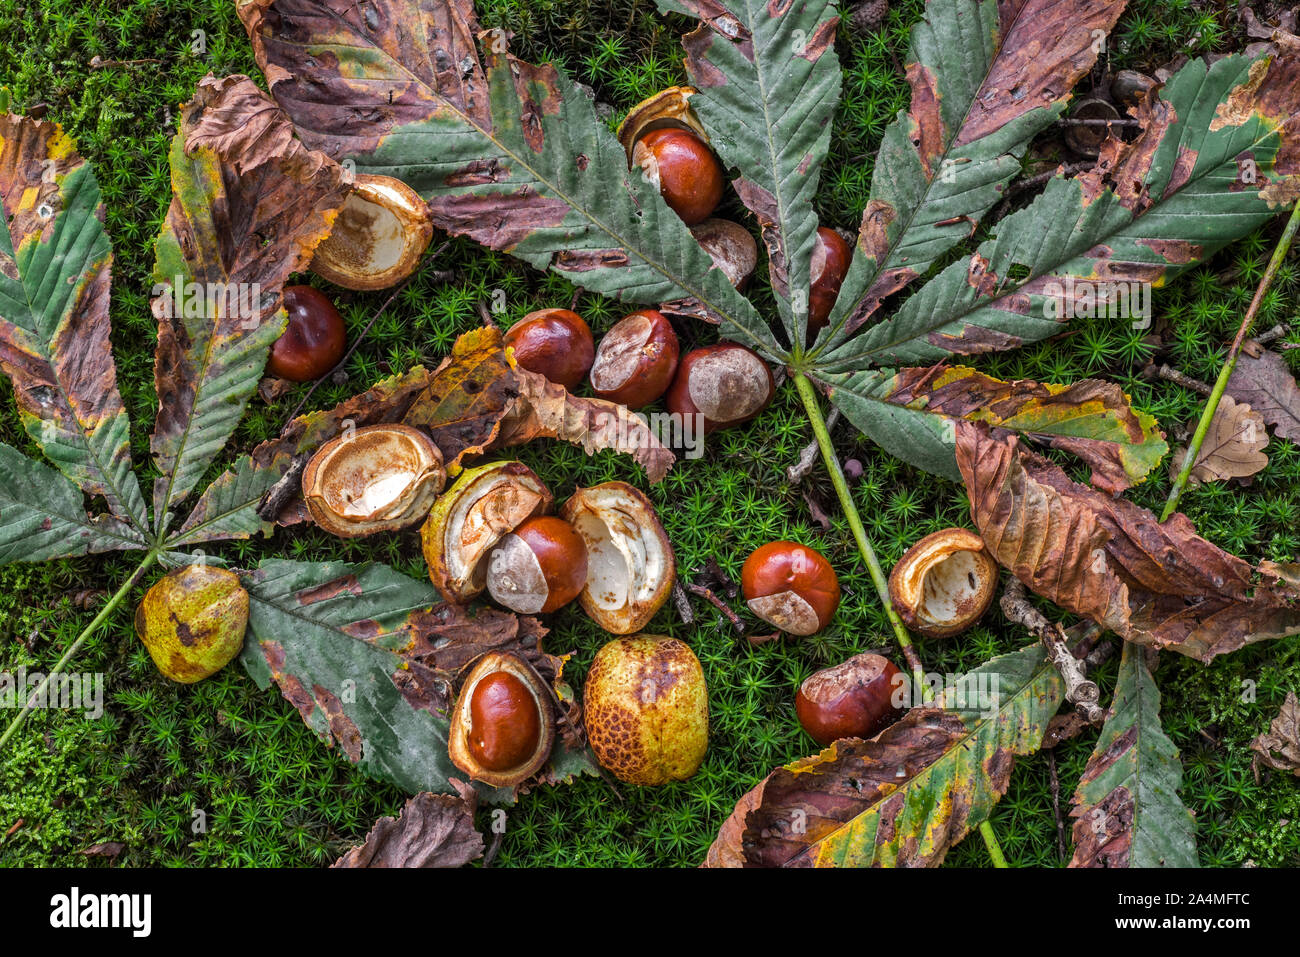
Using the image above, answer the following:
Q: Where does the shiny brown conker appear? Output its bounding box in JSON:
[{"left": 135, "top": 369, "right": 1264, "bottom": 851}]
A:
[
  {"left": 589, "top": 309, "right": 680, "bottom": 408},
  {"left": 665, "top": 342, "right": 774, "bottom": 434},
  {"left": 633, "top": 128, "right": 725, "bottom": 226},
  {"left": 795, "top": 653, "right": 905, "bottom": 747},
  {"left": 268, "top": 285, "right": 348, "bottom": 382},
  {"left": 808, "top": 227, "right": 852, "bottom": 335},
  {"left": 741, "top": 541, "right": 841, "bottom": 636},
  {"left": 467, "top": 670, "right": 543, "bottom": 772},
  {"left": 486, "top": 515, "right": 589, "bottom": 615},
  {"left": 504, "top": 309, "right": 596, "bottom": 390}
]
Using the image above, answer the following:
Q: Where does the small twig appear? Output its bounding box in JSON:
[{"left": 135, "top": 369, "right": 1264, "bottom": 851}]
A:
[
  {"left": 1253, "top": 322, "right": 1291, "bottom": 347},
  {"left": 280, "top": 243, "right": 450, "bottom": 430},
  {"left": 671, "top": 579, "right": 694, "bottom": 625},
  {"left": 1144, "top": 362, "right": 1213, "bottom": 397},
  {"left": 1056, "top": 116, "right": 1140, "bottom": 127},
  {"left": 256, "top": 452, "right": 310, "bottom": 521},
  {"left": 1008, "top": 161, "right": 1093, "bottom": 195},
  {"left": 682, "top": 581, "right": 744, "bottom": 633},
  {"left": 1163, "top": 202, "right": 1300, "bottom": 520},
  {"left": 1047, "top": 749, "right": 1067, "bottom": 863},
  {"left": 788, "top": 408, "right": 840, "bottom": 482},
  {"left": 1000, "top": 580, "right": 1103, "bottom": 721},
  {"left": 89, "top": 55, "right": 163, "bottom": 69}
]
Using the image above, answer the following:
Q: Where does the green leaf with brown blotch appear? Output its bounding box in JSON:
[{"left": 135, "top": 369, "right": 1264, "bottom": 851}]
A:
[
  {"left": 956, "top": 421, "right": 1300, "bottom": 661},
  {"left": 813, "top": 0, "right": 1128, "bottom": 353},
  {"left": 240, "top": 559, "right": 597, "bottom": 802},
  {"left": 235, "top": 0, "right": 776, "bottom": 355},
  {"left": 0, "top": 442, "right": 145, "bottom": 562},
  {"left": 1069, "top": 642, "right": 1197, "bottom": 868},
  {"left": 705, "top": 643, "right": 1062, "bottom": 867},
  {"left": 655, "top": 0, "right": 841, "bottom": 344},
  {"left": 172, "top": 366, "right": 434, "bottom": 546},
  {"left": 820, "top": 47, "right": 1300, "bottom": 370},
  {"left": 149, "top": 74, "right": 349, "bottom": 533},
  {"left": 0, "top": 112, "right": 147, "bottom": 531},
  {"left": 821, "top": 365, "right": 1167, "bottom": 492}
]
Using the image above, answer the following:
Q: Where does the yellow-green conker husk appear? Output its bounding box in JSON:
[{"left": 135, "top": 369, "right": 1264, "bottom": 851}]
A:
[
  {"left": 583, "top": 634, "right": 708, "bottom": 785},
  {"left": 134, "top": 565, "right": 249, "bottom": 684}
]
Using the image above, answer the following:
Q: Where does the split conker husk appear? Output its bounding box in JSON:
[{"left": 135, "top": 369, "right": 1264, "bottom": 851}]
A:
[
  {"left": 795, "top": 653, "right": 904, "bottom": 747},
  {"left": 421, "top": 461, "right": 554, "bottom": 604},
  {"left": 584, "top": 635, "right": 708, "bottom": 785},
  {"left": 134, "top": 565, "right": 249, "bottom": 684},
  {"left": 665, "top": 342, "right": 774, "bottom": 433},
  {"left": 504, "top": 308, "right": 595, "bottom": 390},
  {"left": 633, "top": 127, "right": 725, "bottom": 226},
  {"left": 808, "top": 226, "right": 852, "bottom": 334},
  {"left": 269, "top": 285, "right": 348, "bottom": 382},
  {"left": 741, "top": 541, "right": 841, "bottom": 635},
  {"left": 448, "top": 652, "right": 555, "bottom": 788},
  {"left": 588, "top": 309, "right": 680, "bottom": 408},
  {"left": 486, "top": 515, "right": 589, "bottom": 615},
  {"left": 302, "top": 423, "right": 446, "bottom": 538},
  {"left": 310, "top": 174, "right": 432, "bottom": 290},
  {"left": 888, "top": 527, "right": 998, "bottom": 638}
]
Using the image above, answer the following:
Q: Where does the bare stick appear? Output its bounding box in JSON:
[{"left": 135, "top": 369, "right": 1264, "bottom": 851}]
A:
[
  {"left": 257, "top": 452, "right": 310, "bottom": 521},
  {"left": 1000, "top": 579, "right": 1103, "bottom": 721},
  {"left": 682, "top": 581, "right": 744, "bottom": 633},
  {"left": 671, "top": 579, "right": 695, "bottom": 625},
  {"left": 1145, "top": 363, "right": 1213, "bottom": 397}
]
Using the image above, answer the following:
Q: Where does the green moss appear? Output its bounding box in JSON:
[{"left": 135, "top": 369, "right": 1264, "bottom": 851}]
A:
[{"left": 1, "top": 0, "right": 1297, "bottom": 868}]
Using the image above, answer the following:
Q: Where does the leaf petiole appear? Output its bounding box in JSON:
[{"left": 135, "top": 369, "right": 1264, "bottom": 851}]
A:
[{"left": 0, "top": 549, "right": 159, "bottom": 752}]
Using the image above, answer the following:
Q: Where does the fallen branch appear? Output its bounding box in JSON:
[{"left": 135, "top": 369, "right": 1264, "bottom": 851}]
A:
[
  {"left": 1000, "top": 579, "right": 1103, "bottom": 722},
  {"left": 257, "top": 452, "right": 309, "bottom": 522}
]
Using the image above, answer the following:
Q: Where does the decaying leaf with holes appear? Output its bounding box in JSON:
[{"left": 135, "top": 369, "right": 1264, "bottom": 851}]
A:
[
  {"left": 956, "top": 422, "right": 1300, "bottom": 661},
  {"left": 1068, "top": 643, "right": 1197, "bottom": 868},
  {"left": 705, "top": 643, "right": 1062, "bottom": 867},
  {"left": 1250, "top": 691, "right": 1300, "bottom": 776},
  {"left": 333, "top": 788, "right": 483, "bottom": 868},
  {"left": 1169, "top": 395, "right": 1268, "bottom": 486}
]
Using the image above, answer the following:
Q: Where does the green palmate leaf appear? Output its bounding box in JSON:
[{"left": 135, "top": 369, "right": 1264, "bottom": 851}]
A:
[
  {"left": 0, "top": 442, "right": 145, "bottom": 562},
  {"left": 814, "top": 0, "right": 1127, "bottom": 353},
  {"left": 172, "top": 366, "right": 433, "bottom": 547},
  {"left": 241, "top": 559, "right": 596, "bottom": 802},
  {"left": 1069, "top": 643, "right": 1198, "bottom": 867},
  {"left": 149, "top": 75, "right": 348, "bottom": 533},
  {"left": 821, "top": 48, "right": 1300, "bottom": 370},
  {"left": 0, "top": 112, "right": 147, "bottom": 530},
  {"left": 656, "top": 0, "right": 841, "bottom": 344},
  {"left": 706, "top": 643, "right": 1062, "bottom": 867},
  {"left": 236, "top": 0, "right": 777, "bottom": 356},
  {"left": 822, "top": 365, "right": 1167, "bottom": 492}
]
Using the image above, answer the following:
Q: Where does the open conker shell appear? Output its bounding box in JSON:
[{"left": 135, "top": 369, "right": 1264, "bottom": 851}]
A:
[
  {"left": 134, "top": 565, "right": 248, "bottom": 684},
  {"left": 616, "top": 86, "right": 711, "bottom": 161},
  {"left": 559, "top": 482, "right": 675, "bottom": 634},
  {"left": 309, "top": 174, "right": 432, "bottom": 290},
  {"left": 588, "top": 309, "right": 679, "bottom": 409},
  {"left": 888, "top": 527, "right": 999, "bottom": 638},
  {"left": 421, "top": 461, "right": 554, "bottom": 603},
  {"left": 504, "top": 308, "right": 595, "bottom": 390},
  {"left": 741, "top": 541, "right": 841, "bottom": 636},
  {"left": 691, "top": 218, "right": 758, "bottom": 290},
  {"left": 795, "top": 653, "right": 905, "bottom": 747},
  {"left": 486, "top": 515, "right": 589, "bottom": 615},
  {"left": 584, "top": 635, "right": 708, "bottom": 785},
  {"left": 302, "top": 423, "right": 446, "bottom": 538},
  {"left": 665, "top": 342, "right": 774, "bottom": 433},
  {"left": 448, "top": 651, "right": 555, "bottom": 788}
]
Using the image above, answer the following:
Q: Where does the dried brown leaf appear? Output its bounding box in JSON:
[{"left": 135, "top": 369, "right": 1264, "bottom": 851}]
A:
[
  {"left": 332, "top": 790, "right": 483, "bottom": 868},
  {"left": 1170, "top": 395, "right": 1268, "bottom": 485},
  {"left": 1225, "top": 342, "right": 1300, "bottom": 445},
  {"left": 956, "top": 422, "right": 1300, "bottom": 661},
  {"left": 1251, "top": 691, "right": 1300, "bottom": 775}
]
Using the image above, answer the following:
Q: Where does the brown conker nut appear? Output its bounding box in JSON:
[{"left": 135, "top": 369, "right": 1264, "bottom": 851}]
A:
[
  {"left": 633, "top": 128, "right": 725, "bottom": 226},
  {"left": 795, "top": 653, "right": 905, "bottom": 747},
  {"left": 449, "top": 652, "right": 555, "bottom": 788},
  {"left": 584, "top": 635, "right": 708, "bottom": 785},
  {"left": 888, "top": 527, "right": 999, "bottom": 638},
  {"left": 666, "top": 342, "right": 774, "bottom": 433},
  {"left": 588, "top": 309, "right": 680, "bottom": 408},
  {"left": 741, "top": 541, "right": 841, "bottom": 635},
  {"left": 504, "top": 308, "right": 595, "bottom": 390},
  {"left": 269, "top": 285, "right": 348, "bottom": 382},
  {"left": 808, "top": 226, "right": 851, "bottom": 334},
  {"left": 486, "top": 515, "right": 589, "bottom": 615}
]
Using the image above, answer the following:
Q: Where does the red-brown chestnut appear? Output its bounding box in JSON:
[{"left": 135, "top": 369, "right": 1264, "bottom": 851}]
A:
[
  {"left": 504, "top": 309, "right": 595, "bottom": 391},
  {"left": 741, "top": 541, "right": 841, "bottom": 635},
  {"left": 888, "top": 527, "right": 999, "bottom": 638},
  {"left": 633, "top": 128, "right": 725, "bottom": 226},
  {"left": 665, "top": 342, "right": 774, "bottom": 434},
  {"left": 691, "top": 218, "right": 758, "bottom": 290},
  {"left": 795, "top": 653, "right": 905, "bottom": 747},
  {"left": 588, "top": 309, "right": 680, "bottom": 408},
  {"left": 448, "top": 651, "right": 555, "bottom": 788},
  {"left": 269, "top": 285, "right": 347, "bottom": 382},
  {"left": 485, "top": 515, "right": 589, "bottom": 615},
  {"left": 808, "top": 226, "right": 852, "bottom": 334}
]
